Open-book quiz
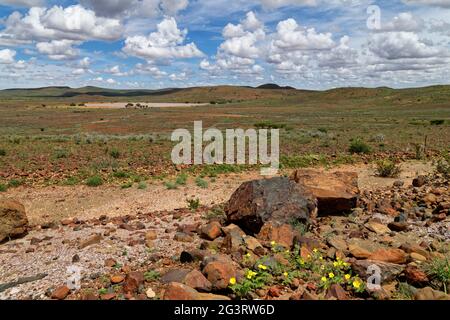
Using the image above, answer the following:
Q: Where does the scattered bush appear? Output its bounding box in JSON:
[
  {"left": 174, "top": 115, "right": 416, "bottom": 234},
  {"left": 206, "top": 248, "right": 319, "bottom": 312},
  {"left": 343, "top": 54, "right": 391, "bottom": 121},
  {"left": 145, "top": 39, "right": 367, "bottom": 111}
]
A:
[
  {"left": 8, "top": 179, "right": 24, "bottom": 188},
  {"left": 109, "top": 149, "right": 121, "bottom": 159},
  {"left": 436, "top": 159, "right": 450, "bottom": 177},
  {"left": 425, "top": 258, "right": 450, "bottom": 294},
  {"left": 176, "top": 173, "right": 188, "bottom": 185},
  {"left": 430, "top": 119, "right": 445, "bottom": 126},
  {"left": 144, "top": 270, "right": 161, "bottom": 281},
  {"left": 187, "top": 198, "right": 200, "bottom": 211},
  {"left": 112, "top": 171, "right": 129, "bottom": 179},
  {"left": 164, "top": 181, "right": 178, "bottom": 190},
  {"left": 0, "top": 183, "right": 7, "bottom": 192},
  {"left": 349, "top": 139, "right": 371, "bottom": 154},
  {"left": 137, "top": 182, "right": 147, "bottom": 190},
  {"left": 195, "top": 177, "right": 208, "bottom": 189},
  {"left": 0, "top": 149, "right": 6, "bottom": 156},
  {"left": 86, "top": 175, "right": 103, "bottom": 187},
  {"left": 121, "top": 182, "right": 133, "bottom": 189},
  {"left": 254, "top": 121, "right": 287, "bottom": 130},
  {"left": 64, "top": 177, "right": 79, "bottom": 186},
  {"left": 54, "top": 148, "right": 68, "bottom": 159},
  {"left": 375, "top": 159, "right": 402, "bottom": 178}
]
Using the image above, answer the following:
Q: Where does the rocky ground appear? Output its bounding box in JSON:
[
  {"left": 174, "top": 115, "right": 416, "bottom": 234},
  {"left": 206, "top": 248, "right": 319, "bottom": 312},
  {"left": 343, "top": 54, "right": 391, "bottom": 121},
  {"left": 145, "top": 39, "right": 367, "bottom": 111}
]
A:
[{"left": 0, "top": 162, "right": 449, "bottom": 301}]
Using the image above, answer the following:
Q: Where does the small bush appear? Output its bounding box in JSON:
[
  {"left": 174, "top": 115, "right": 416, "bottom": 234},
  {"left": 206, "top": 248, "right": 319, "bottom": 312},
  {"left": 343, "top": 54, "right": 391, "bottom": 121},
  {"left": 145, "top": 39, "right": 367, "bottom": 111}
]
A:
[
  {"left": 176, "top": 173, "right": 188, "bottom": 185},
  {"left": 109, "top": 149, "right": 121, "bottom": 159},
  {"left": 376, "top": 159, "right": 402, "bottom": 178},
  {"left": 0, "top": 149, "right": 6, "bottom": 156},
  {"left": 430, "top": 119, "right": 445, "bottom": 126},
  {"left": 121, "top": 182, "right": 133, "bottom": 189},
  {"left": 187, "top": 198, "right": 200, "bottom": 211},
  {"left": 164, "top": 181, "right": 178, "bottom": 190},
  {"left": 8, "top": 179, "right": 24, "bottom": 188},
  {"left": 195, "top": 177, "right": 208, "bottom": 189},
  {"left": 436, "top": 159, "right": 450, "bottom": 177},
  {"left": 0, "top": 184, "right": 7, "bottom": 192},
  {"left": 112, "top": 171, "right": 129, "bottom": 179},
  {"left": 64, "top": 177, "right": 79, "bottom": 186},
  {"left": 137, "top": 182, "right": 147, "bottom": 190},
  {"left": 349, "top": 139, "right": 371, "bottom": 154},
  {"left": 254, "top": 121, "right": 287, "bottom": 130},
  {"left": 425, "top": 258, "right": 450, "bottom": 294},
  {"left": 144, "top": 270, "right": 160, "bottom": 281},
  {"left": 54, "top": 149, "right": 68, "bottom": 159},
  {"left": 86, "top": 175, "right": 103, "bottom": 187}
]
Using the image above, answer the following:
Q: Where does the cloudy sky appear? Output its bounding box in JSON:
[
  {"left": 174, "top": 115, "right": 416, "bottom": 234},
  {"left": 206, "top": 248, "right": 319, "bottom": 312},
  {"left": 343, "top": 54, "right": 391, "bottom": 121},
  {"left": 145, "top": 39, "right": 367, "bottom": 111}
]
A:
[{"left": 0, "top": 0, "right": 449, "bottom": 90}]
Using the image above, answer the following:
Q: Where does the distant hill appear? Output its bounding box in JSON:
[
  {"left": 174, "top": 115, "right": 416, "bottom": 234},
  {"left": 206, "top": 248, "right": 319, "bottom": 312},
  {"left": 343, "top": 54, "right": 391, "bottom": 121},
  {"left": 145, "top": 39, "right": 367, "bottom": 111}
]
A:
[{"left": 257, "top": 83, "right": 296, "bottom": 90}]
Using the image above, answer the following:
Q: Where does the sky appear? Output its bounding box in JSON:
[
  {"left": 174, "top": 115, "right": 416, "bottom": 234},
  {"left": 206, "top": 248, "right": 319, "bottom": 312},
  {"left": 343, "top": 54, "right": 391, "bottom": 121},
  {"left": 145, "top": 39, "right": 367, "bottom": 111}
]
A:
[{"left": 0, "top": 0, "right": 449, "bottom": 90}]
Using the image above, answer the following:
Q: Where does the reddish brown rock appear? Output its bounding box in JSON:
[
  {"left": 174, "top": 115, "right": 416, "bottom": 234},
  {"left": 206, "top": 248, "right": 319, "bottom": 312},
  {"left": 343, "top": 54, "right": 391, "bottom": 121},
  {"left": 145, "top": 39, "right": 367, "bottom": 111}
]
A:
[
  {"left": 161, "top": 269, "right": 212, "bottom": 292},
  {"left": 404, "top": 266, "right": 429, "bottom": 284},
  {"left": 326, "top": 284, "right": 349, "bottom": 300},
  {"left": 202, "top": 261, "right": 237, "bottom": 291},
  {"left": 369, "top": 248, "right": 407, "bottom": 264},
  {"left": 123, "top": 271, "right": 145, "bottom": 293},
  {"left": 110, "top": 274, "right": 125, "bottom": 284},
  {"left": 257, "top": 221, "right": 294, "bottom": 248},
  {"left": 0, "top": 200, "right": 28, "bottom": 243},
  {"left": 415, "top": 287, "right": 449, "bottom": 300},
  {"left": 351, "top": 260, "right": 404, "bottom": 283},
  {"left": 51, "top": 285, "right": 70, "bottom": 300},
  {"left": 78, "top": 234, "right": 102, "bottom": 249},
  {"left": 225, "top": 177, "right": 317, "bottom": 234},
  {"left": 290, "top": 169, "right": 359, "bottom": 216},
  {"left": 100, "top": 293, "right": 116, "bottom": 300},
  {"left": 104, "top": 258, "right": 117, "bottom": 267},
  {"left": 200, "top": 221, "right": 222, "bottom": 241}
]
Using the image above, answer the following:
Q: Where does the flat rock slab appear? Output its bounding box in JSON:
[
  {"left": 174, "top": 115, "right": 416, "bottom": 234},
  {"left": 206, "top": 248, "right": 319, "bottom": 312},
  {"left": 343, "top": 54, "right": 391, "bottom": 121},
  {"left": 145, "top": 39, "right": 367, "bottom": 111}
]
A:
[{"left": 290, "top": 169, "right": 359, "bottom": 216}]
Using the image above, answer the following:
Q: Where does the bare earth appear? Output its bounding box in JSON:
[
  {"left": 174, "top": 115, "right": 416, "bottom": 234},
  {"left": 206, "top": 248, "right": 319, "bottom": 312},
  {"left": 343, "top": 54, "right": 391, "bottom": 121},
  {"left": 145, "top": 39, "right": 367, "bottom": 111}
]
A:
[{"left": 1, "top": 161, "right": 435, "bottom": 226}]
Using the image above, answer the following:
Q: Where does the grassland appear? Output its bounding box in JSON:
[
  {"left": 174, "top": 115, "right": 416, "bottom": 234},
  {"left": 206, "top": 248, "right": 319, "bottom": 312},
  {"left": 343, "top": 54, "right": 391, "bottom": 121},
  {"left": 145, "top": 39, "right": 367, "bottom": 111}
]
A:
[{"left": 0, "top": 84, "right": 449, "bottom": 188}]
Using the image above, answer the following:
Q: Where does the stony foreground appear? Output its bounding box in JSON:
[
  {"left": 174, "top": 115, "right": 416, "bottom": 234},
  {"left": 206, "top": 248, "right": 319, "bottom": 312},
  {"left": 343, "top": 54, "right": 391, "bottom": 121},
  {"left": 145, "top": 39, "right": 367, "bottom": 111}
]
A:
[{"left": 0, "top": 169, "right": 449, "bottom": 301}]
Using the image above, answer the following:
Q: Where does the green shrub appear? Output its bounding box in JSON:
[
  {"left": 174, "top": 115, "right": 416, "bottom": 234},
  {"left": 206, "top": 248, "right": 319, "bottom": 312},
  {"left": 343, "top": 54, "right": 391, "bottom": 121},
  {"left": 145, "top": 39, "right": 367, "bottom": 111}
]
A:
[
  {"left": 144, "top": 270, "right": 161, "bottom": 281},
  {"left": 436, "top": 159, "right": 450, "bottom": 177},
  {"left": 8, "top": 179, "right": 24, "bottom": 188},
  {"left": 0, "top": 184, "right": 7, "bottom": 192},
  {"left": 54, "top": 148, "right": 68, "bottom": 159},
  {"left": 187, "top": 198, "right": 200, "bottom": 211},
  {"left": 430, "top": 119, "right": 445, "bottom": 126},
  {"left": 86, "top": 175, "right": 103, "bottom": 187},
  {"left": 254, "top": 121, "right": 287, "bottom": 130},
  {"left": 349, "top": 139, "right": 371, "bottom": 154},
  {"left": 121, "top": 182, "right": 133, "bottom": 189},
  {"left": 64, "top": 177, "right": 79, "bottom": 186},
  {"left": 375, "top": 159, "right": 402, "bottom": 178},
  {"left": 112, "top": 171, "right": 129, "bottom": 179},
  {"left": 195, "top": 177, "right": 208, "bottom": 189},
  {"left": 109, "top": 149, "right": 120, "bottom": 159},
  {"left": 175, "top": 173, "right": 188, "bottom": 185},
  {"left": 425, "top": 258, "right": 450, "bottom": 294},
  {"left": 164, "top": 181, "right": 178, "bottom": 190},
  {"left": 138, "top": 182, "right": 147, "bottom": 190},
  {"left": 0, "top": 149, "right": 6, "bottom": 156}
]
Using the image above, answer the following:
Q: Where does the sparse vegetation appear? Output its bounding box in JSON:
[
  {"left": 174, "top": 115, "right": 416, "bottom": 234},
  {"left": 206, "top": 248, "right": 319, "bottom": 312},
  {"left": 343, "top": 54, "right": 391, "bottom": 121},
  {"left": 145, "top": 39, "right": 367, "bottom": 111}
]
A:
[
  {"left": 175, "top": 173, "right": 188, "bottom": 185},
  {"left": 375, "top": 159, "right": 402, "bottom": 178},
  {"left": 164, "top": 181, "right": 178, "bottom": 190},
  {"left": 425, "top": 258, "right": 450, "bottom": 293},
  {"left": 137, "top": 182, "right": 147, "bottom": 190},
  {"left": 195, "top": 177, "right": 208, "bottom": 189},
  {"left": 349, "top": 139, "right": 371, "bottom": 154},
  {"left": 86, "top": 175, "right": 103, "bottom": 187},
  {"left": 0, "top": 149, "right": 6, "bottom": 156},
  {"left": 0, "top": 183, "right": 7, "bottom": 192},
  {"left": 8, "top": 179, "right": 24, "bottom": 188},
  {"left": 187, "top": 198, "right": 200, "bottom": 211},
  {"left": 430, "top": 119, "right": 445, "bottom": 126},
  {"left": 109, "top": 149, "right": 121, "bottom": 159}
]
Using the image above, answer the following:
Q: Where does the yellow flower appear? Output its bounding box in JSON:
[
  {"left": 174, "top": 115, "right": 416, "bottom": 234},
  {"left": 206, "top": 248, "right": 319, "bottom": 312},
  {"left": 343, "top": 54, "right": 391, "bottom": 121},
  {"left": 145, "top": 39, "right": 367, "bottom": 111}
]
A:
[
  {"left": 283, "top": 272, "right": 289, "bottom": 277},
  {"left": 319, "top": 256, "right": 323, "bottom": 260},
  {"left": 321, "top": 277, "right": 328, "bottom": 282},
  {"left": 313, "top": 248, "right": 318, "bottom": 253},
  {"left": 229, "top": 277, "right": 236, "bottom": 285},
  {"left": 343, "top": 262, "right": 349, "bottom": 267},
  {"left": 271, "top": 241, "right": 276, "bottom": 246},
  {"left": 353, "top": 280, "right": 361, "bottom": 289},
  {"left": 258, "top": 264, "right": 268, "bottom": 270},
  {"left": 329, "top": 273, "right": 335, "bottom": 279},
  {"left": 345, "top": 274, "right": 351, "bottom": 280},
  {"left": 333, "top": 262, "right": 339, "bottom": 267},
  {"left": 245, "top": 253, "right": 251, "bottom": 258},
  {"left": 285, "top": 250, "right": 290, "bottom": 254},
  {"left": 321, "top": 265, "right": 325, "bottom": 270}
]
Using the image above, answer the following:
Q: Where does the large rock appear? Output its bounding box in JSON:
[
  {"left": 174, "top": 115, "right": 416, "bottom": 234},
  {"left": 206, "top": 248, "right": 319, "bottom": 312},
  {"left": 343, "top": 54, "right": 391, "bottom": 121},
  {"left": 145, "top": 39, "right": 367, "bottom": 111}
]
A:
[
  {"left": 161, "top": 269, "right": 212, "bottom": 292},
  {"left": 290, "top": 170, "right": 359, "bottom": 215},
  {"left": 225, "top": 177, "right": 317, "bottom": 234},
  {"left": 0, "top": 200, "right": 28, "bottom": 243},
  {"left": 257, "top": 221, "right": 294, "bottom": 249},
  {"left": 202, "top": 260, "right": 237, "bottom": 291},
  {"left": 351, "top": 259, "right": 404, "bottom": 284}
]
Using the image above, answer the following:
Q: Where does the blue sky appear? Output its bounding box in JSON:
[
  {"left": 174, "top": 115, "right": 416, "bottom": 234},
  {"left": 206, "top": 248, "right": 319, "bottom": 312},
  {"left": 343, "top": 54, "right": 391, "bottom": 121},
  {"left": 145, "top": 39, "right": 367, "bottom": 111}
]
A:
[{"left": 0, "top": 0, "right": 449, "bottom": 90}]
